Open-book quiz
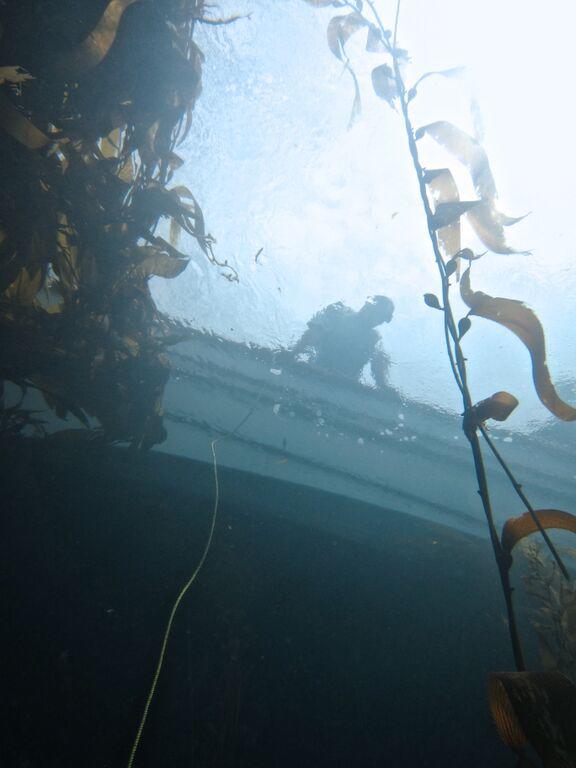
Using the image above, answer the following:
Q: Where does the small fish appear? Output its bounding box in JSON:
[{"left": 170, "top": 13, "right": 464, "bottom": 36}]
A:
[{"left": 254, "top": 247, "right": 263, "bottom": 263}]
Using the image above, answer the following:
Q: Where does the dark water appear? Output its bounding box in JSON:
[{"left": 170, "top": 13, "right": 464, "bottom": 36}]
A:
[{"left": 1, "top": 441, "right": 514, "bottom": 767}]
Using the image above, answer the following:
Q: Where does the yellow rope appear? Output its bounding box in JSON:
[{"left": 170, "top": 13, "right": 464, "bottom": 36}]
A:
[{"left": 126, "top": 438, "right": 221, "bottom": 768}]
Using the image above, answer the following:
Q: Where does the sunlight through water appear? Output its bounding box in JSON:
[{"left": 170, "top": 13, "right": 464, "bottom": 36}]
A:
[{"left": 152, "top": 0, "right": 576, "bottom": 432}]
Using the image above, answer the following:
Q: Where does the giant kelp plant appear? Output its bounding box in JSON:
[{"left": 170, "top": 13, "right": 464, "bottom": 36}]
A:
[
  {"left": 302, "top": 0, "right": 576, "bottom": 764},
  {"left": 0, "top": 0, "right": 238, "bottom": 448}
]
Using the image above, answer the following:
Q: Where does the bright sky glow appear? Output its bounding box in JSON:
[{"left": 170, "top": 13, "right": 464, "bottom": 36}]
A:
[{"left": 153, "top": 0, "right": 576, "bottom": 431}]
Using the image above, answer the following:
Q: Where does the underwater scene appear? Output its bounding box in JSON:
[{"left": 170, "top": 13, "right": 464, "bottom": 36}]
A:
[{"left": 1, "top": 1, "right": 576, "bottom": 766}]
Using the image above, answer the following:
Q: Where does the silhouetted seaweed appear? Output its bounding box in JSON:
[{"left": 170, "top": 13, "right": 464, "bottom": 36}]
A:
[{"left": 0, "top": 0, "right": 238, "bottom": 447}]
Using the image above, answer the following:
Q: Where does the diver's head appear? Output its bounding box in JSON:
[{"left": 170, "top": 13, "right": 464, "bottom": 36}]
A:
[{"left": 358, "top": 295, "right": 394, "bottom": 327}]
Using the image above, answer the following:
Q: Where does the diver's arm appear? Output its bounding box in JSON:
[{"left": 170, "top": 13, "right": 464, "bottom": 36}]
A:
[{"left": 370, "top": 345, "right": 391, "bottom": 388}]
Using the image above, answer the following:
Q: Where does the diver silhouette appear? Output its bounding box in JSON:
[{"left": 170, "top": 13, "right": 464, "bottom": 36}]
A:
[{"left": 293, "top": 295, "right": 394, "bottom": 387}]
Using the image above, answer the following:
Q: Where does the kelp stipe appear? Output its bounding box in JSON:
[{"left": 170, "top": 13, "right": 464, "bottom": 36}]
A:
[{"left": 302, "top": 0, "right": 576, "bottom": 763}]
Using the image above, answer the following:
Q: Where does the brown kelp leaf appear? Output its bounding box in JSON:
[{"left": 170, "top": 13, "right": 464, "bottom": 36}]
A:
[
  {"left": 166, "top": 151, "right": 184, "bottom": 181},
  {"left": 0, "top": 66, "right": 34, "bottom": 84},
  {"left": 470, "top": 391, "right": 519, "bottom": 425},
  {"left": 52, "top": 0, "right": 140, "bottom": 77},
  {"left": 423, "top": 168, "right": 459, "bottom": 204},
  {"left": 131, "top": 247, "right": 189, "bottom": 279},
  {"left": 100, "top": 128, "right": 122, "bottom": 159},
  {"left": 4, "top": 267, "right": 44, "bottom": 305},
  {"left": 344, "top": 87, "right": 362, "bottom": 131},
  {"left": 438, "top": 224, "right": 460, "bottom": 261},
  {"left": 497, "top": 211, "right": 530, "bottom": 227},
  {"left": 421, "top": 66, "right": 466, "bottom": 80},
  {"left": 488, "top": 675, "right": 526, "bottom": 754},
  {"left": 392, "top": 48, "right": 411, "bottom": 64},
  {"left": 169, "top": 186, "right": 210, "bottom": 251},
  {"left": 117, "top": 155, "right": 135, "bottom": 184},
  {"left": 407, "top": 67, "right": 465, "bottom": 102},
  {"left": 371, "top": 64, "right": 397, "bottom": 108},
  {"left": 168, "top": 152, "right": 184, "bottom": 170},
  {"left": 138, "top": 120, "right": 160, "bottom": 167},
  {"left": 170, "top": 185, "right": 195, "bottom": 200},
  {"left": 502, "top": 510, "right": 576, "bottom": 557},
  {"left": 436, "top": 226, "right": 461, "bottom": 262},
  {"left": 467, "top": 201, "right": 531, "bottom": 256},
  {"left": 134, "top": 184, "right": 207, "bottom": 249},
  {"left": 325, "top": 12, "right": 366, "bottom": 127},
  {"left": 488, "top": 672, "right": 576, "bottom": 765},
  {"left": 415, "top": 120, "right": 496, "bottom": 199},
  {"left": 455, "top": 247, "right": 484, "bottom": 261},
  {"left": 461, "top": 269, "right": 576, "bottom": 421},
  {"left": 423, "top": 168, "right": 462, "bottom": 262},
  {"left": 347, "top": 69, "right": 361, "bottom": 127},
  {"left": 417, "top": 122, "right": 529, "bottom": 254},
  {"left": 423, "top": 293, "right": 442, "bottom": 310},
  {"left": 0, "top": 92, "right": 49, "bottom": 149},
  {"left": 197, "top": 11, "right": 251, "bottom": 25},
  {"left": 366, "top": 24, "right": 389, "bottom": 53},
  {"left": 431, "top": 201, "right": 480, "bottom": 230},
  {"left": 458, "top": 316, "right": 471, "bottom": 339},
  {"left": 326, "top": 12, "right": 367, "bottom": 60},
  {"left": 169, "top": 218, "right": 182, "bottom": 248}
]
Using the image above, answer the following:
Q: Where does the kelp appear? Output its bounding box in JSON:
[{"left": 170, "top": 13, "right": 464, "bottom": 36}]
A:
[
  {"left": 522, "top": 541, "right": 576, "bottom": 684},
  {"left": 302, "top": 4, "right": 575, "bottom": 755},
  {"left": 416, "top": 120, "right": 531, "bottom": 256},
  {"left": 488, "top": 671, "right": 576, "bottom": 766},
  {"left": 422, "top": 169, "right": 462, "bottom": 270},
  {"left": 461, "top": 269, "right": 576, "bottom": 421},
  {"left": 0, "top": 0, "right": 236, "bottom": 447}
]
